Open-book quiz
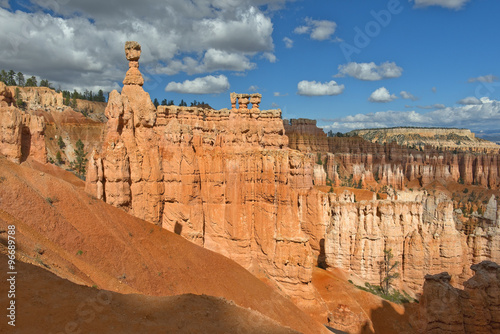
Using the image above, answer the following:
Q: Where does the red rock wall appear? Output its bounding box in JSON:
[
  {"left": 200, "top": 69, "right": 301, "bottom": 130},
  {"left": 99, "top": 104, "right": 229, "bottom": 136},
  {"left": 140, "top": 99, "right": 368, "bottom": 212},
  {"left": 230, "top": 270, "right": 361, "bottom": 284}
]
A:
[{"left": 283, "top": 118, "right": 329, "bottom": 153}]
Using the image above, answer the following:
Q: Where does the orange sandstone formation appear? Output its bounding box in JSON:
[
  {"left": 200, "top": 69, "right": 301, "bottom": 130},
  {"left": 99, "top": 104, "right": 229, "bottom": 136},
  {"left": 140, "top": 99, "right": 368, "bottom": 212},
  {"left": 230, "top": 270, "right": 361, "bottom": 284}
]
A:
[
  {"left": 86, "top": 42, "right": 316, "bottom": 305},
  {"left": 0, "top": 82, "right": 46, "bottom": 163}
]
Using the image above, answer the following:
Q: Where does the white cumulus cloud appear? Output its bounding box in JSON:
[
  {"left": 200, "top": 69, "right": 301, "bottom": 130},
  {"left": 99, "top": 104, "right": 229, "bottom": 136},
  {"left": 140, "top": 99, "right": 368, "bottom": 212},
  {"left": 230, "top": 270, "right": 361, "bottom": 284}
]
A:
[
  {"left": 165, "top": 75, "right": 230, "bottom": 94},
  {"left": 283, "top": 37, "right": 293, "bottom": 48},
  {"left": 458, "top": 96, "right": 483, "bottom": 105},
  {"left": 468, "top": 74, "right": 499, "bottom": 83},
  {"left": 297, "top": 80, "right": 344, "bottom": 96},
  {"left": 0, "top": 0, "right": 287, "bottom": 91},
  {"left": 321, "top": 97, "right": 500, "bottom": 133},
  {"left": 412, "top": 0, "right": 470, "bottom": 10},
  {"left": 294, "top": 18, "right": 337, "bottom": 41},
  {"left": 336, "top": 62, "right": 403, "bottom": 81},
  {"left": 368, "top": 87, "right": 397, "bottom": 103},
  {"left": 400, "top": 91, "right": 418, "bottom": 101}
]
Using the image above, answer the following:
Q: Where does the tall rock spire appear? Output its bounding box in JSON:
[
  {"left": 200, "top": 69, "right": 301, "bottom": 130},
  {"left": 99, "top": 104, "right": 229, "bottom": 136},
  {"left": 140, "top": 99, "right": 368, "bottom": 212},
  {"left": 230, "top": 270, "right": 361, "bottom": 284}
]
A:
[{"left": 123, "top": 41, "right": 144, "bottom": 86}]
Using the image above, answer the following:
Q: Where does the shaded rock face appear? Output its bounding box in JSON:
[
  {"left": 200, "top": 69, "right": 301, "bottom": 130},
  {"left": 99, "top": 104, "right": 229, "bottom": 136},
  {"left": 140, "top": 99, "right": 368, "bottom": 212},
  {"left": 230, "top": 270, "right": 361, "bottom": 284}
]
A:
[
  {"left": 415, "top": 261, "right": 500, "bottom": 333},
  {"left": 283, "top": 118, "right": 329, "bottom": 153},
  {"left": 86, "top": 42, "right": 314, "bottom": 302}
]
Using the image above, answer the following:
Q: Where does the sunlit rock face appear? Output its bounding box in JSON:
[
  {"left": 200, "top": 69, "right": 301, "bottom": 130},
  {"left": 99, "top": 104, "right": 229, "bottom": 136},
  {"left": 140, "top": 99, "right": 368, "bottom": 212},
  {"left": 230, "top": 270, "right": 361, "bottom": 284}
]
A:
[
  {"left": 0, "top": 81, "right": 47, "bottom": 164},
  {"left": 86, "top": 41, "right": 317, "bottom": 304}
]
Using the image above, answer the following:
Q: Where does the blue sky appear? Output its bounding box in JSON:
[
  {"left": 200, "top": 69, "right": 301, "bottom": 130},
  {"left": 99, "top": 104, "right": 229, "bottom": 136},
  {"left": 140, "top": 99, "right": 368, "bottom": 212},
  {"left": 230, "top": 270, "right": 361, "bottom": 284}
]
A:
[{"left": 1, "top": 0, "right": 500, "bottom": 133}]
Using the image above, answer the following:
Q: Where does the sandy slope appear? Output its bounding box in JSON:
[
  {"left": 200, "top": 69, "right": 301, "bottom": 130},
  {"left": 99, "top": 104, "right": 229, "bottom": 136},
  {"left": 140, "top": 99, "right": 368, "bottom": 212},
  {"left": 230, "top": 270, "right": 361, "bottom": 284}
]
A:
[
  {"left": 0, "top": 254, "right": 300, "bottom": 333},
  {"left": 0, "top": 156, "right": 329, "bottom": 334}
]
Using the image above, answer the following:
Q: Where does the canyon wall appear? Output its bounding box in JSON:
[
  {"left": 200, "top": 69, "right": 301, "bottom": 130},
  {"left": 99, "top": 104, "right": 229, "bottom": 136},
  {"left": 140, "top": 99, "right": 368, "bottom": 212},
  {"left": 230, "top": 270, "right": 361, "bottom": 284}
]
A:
[
  {"left": 300, "top": 189, "right": 500, "bottom": 293},
  {"left": 414, "top": 261, "right": 500, "bottom": 333},
  {"left": 7, "top": 85, "right": 64, "bottom": 109},
  {"left": 0, "top": 82, "right": 107, "bottom": 167},
  {"left": 350, "top": 127, "right": 500, "bottom": 153},
  {"left": 285, "top": 119, "right": 500, "bottom": 190},
  {"left": 283, "top": 118, "right": 329, "bottom": 153}
]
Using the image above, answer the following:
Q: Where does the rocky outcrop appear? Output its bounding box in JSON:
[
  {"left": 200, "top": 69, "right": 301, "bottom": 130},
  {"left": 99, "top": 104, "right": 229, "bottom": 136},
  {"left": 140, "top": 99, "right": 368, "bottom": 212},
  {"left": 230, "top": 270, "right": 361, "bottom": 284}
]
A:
[
  {"left": 0, "top": 106, "right": 22, "bottom": 162},
  {"left": 415, "top": 261, "right": 500, "bottom": 333},
  {"left": 0, "top": 82, "right": 105, "bottom": 165},
  {"left": 7, "top": 86, "right": 63, "bottom": 109},
  {"left": 284, "top": 119, "right": 329, "bottom": 153},
  {"left": 350, "top": 127, "right": 500, "bottom": 153},
  {"left": 0, "top": 82, "right": 13, "bottom": 106},
  {"left": 86, "top": 42, "right": 314, "bottom": 305},
  {"left": 0, "top": 105, "right": 46, "bottom": 164}
]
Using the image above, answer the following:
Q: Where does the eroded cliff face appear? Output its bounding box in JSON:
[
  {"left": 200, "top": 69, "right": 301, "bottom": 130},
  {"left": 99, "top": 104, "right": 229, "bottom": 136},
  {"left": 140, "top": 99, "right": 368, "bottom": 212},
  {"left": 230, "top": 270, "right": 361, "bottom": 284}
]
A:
[
  {"left": 86, "top": 42, "right": 316, "bottom": 303},
  {"left": 350, "top": 127, "right": 500, "bottom": 153},
  {"left": 300, "top": 189, "right": 500, "bottom": 293},
  {"left": 285, "top": 119, "right": 500, "bottom": 190},
  {"left": 414, "top": 261, "right": 500, "bottom": 333},
  {"left": 283, "top": 118, "right": 329, "bottom": 153},
  {"left": 0, "top": 82, "right": 46, "bottom": 163},
  {"left": 7, "top": 85, "right": 64, "bottom": 109}
]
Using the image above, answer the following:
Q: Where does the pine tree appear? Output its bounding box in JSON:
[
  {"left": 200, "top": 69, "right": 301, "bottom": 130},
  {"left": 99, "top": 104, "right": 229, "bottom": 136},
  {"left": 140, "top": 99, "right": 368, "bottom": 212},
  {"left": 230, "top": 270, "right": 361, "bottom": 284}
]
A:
[
  {"left": 56, "top": 151, "right": 63, "bottom": 165},
  {"left": 72, "top": 139, "right": 88, "bottom": 178},
  {"left": 153, "top": 98, "right": 159, "bottom": 107},
  {"left": 7, "top": 70, "right": 16, "bottom": 86},
  {"left": 25, "top": 76, "right": 37, "bottom": 87},
  {"left": 16, "top": 72, "right": 25, "bottom": 86},
  {"left": 96, "top": 89, "right": 105, "bottom": 102},
  {"left": 0, "top": 70, "right": 7, "bottom": 84},
  {"left": 15, "top": 87, "right": 24, "bottom": 108},
  {"left": 381, "top": 248, "right": 400, "bottom": 294},
  {"left": 58, "top": 136, "right": 65, "bottom": 149},
  {"left": 71, "top": 90, "right": 78, "bottom": 109},
  {"left": 161, "top": 99, "right": 167, "bottom": 106}
]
